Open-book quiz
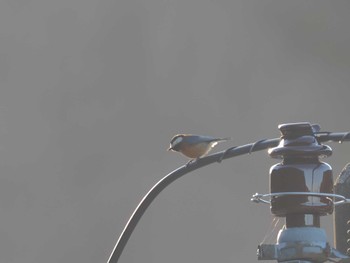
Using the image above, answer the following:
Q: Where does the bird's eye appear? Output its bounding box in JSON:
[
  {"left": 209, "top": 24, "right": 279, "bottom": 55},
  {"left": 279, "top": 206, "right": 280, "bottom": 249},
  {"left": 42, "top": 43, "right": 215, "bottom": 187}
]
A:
[{"left": 171, "top": 136, "right": 183, "bottom": 147}]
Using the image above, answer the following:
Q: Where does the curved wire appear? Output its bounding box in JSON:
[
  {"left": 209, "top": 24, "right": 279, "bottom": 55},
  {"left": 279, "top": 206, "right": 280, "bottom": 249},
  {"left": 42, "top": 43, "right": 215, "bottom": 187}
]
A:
[{"left": 107, "top": 132, "right": 350, "bottom": 263}]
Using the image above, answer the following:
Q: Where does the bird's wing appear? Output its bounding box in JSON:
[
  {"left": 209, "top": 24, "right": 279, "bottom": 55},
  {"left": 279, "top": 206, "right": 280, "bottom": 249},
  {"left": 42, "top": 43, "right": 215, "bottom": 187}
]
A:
[{"left": 185, "top": 135, "right": 230, "bottom": 144}]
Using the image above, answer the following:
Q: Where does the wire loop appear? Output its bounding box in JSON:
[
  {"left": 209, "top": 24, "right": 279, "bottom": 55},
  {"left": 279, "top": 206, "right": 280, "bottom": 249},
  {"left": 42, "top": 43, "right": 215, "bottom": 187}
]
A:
[
  {"left": 249, "top": 139, "right": 268, "bottom": 154},
  {"left": 340, "top": 132, "right": 350, "bottom": 144},
  {"left": 251, "top": 192, "right": 350, "bottom": 206}
]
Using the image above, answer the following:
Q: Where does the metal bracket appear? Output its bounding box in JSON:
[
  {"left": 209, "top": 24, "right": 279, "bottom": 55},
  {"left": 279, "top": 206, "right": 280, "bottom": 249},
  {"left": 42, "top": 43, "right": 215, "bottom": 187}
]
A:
[{"left": 251, "top": 192, "right": 350, "bottom": 206}]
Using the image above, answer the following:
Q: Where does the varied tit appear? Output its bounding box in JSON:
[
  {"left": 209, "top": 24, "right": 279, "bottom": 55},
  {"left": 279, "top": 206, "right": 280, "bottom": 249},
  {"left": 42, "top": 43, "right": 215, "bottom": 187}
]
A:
[{"left": 168, "top": 134, "right": 230, "bottom": 161}]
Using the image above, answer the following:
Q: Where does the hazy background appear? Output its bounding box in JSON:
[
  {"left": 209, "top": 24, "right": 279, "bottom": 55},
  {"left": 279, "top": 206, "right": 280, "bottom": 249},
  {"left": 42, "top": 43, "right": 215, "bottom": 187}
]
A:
[{"left": 0, "top": 0, "right": 350, "bottom": 262}]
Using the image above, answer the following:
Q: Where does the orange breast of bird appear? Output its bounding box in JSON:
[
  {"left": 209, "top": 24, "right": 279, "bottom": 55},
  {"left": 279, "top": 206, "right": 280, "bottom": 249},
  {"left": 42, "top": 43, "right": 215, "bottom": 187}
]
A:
[{"left": 179, "top": 142, "right": 212, "bottom": 159}]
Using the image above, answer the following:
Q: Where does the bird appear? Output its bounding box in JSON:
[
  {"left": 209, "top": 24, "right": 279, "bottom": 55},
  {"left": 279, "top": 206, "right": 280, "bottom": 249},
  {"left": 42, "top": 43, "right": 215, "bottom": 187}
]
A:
[{"left": 168, "top": 134, "right": 230, "bottom": 162}]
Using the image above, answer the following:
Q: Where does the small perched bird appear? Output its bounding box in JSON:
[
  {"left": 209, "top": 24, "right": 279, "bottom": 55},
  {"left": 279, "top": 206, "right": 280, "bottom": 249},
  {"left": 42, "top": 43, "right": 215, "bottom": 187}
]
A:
[{"left": 168, "top": 134, "right": 230, "bottom": 162}]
